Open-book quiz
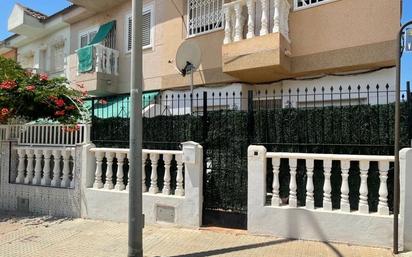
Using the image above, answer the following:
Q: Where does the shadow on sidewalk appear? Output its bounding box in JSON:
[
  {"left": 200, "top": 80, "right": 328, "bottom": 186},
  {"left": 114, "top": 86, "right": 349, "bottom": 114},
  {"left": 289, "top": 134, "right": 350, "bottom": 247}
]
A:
[{"left": 168, "top": 238, "right": 294, "bottom": 257}]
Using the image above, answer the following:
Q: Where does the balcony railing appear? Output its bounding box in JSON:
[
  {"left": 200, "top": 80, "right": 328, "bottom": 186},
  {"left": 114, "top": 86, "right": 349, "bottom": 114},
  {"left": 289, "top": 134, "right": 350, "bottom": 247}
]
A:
[
  {"left": 76, "top": 44, "right": 119, "bottom": 76},
  {"left": 223, "top": 0, "right": 290, "bottom": 44}
]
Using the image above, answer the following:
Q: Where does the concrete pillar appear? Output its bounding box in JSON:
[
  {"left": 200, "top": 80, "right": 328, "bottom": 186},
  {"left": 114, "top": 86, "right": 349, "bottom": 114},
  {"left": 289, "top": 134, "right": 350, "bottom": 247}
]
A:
[
  {"left": 182, "top": 141, "right": 203, "bottom": 227},
  {"left": 80, "top": 143, "right": 96, "bottom": 218},
  {"left": 400, "top": 148, "right": 412, "bottom": 251}
]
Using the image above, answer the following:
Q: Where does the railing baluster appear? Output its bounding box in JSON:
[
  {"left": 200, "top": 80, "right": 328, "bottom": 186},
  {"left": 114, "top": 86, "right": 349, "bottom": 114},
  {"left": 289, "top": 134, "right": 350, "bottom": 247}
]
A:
[
  {"left": 41, "top": 150, "right": 52, "bottom": 186},
  {"left": 93, "top": 151, "right": 104, "bottom": 189},
  {"left": 104, "top": 152, "right": 115, "bottom": 190},
  {"left": 271, "top": 157, "right": 281, "bottom": 206},
  {"left": 246, "top": 0, "right": 255, "bottom": 39},
  {"left": 273, "top": 0, "right": 280, "bottom": 33},
  {"left": 32, "top": 149, "right": 43, "bottom": 185},
  {"left": 142, "top": 153, "right": 147, "bottom": 192},
  {"left": 289, "top": 158, "right": 297, "bottom": 207},
  {"left": 51, "top": 150, "right": 62, "bottom": 187},
  {"left": 233, "top": 2, "right": 244, "bottom": 42},
  {"left": 61, "top": 149, "right": 71, "bottom": 188},
  {"left": 162, "top": 154, "right": 173, "bottom": 195},
  {"left": 340, "top": 160, "right": 350, "bottom": 212},
  {"left": 175, "top": 154, "right": 184, "bottom": 196},
  {"left": 70, "top": 148, "right": 76, "bottom": 188},
  {"left": 148, "top": 153, "right": 159, "bottom": 194},
  {"left": 259, "top": 0, "right": 269, "bottom": 36},
  {"left": 16, "top": 149, "right": 26, "bottom": 184},
  {"left": 305, "top": 158, "right": 315, "bottom": 209},
  {"left": 323, "top": 159, "right": 333, "bottom": 211},
  {"left": 115, "top": 152, "right": 126, "bottom": 191},
  {"left": 378, "top": 160, "right": 390, "bottom": 215},
  {"left": 24, "top": 149, "right": 35, "bottom": 184},
  {"left": 359, "top": 160, "right": 369, "bottom": 214}
]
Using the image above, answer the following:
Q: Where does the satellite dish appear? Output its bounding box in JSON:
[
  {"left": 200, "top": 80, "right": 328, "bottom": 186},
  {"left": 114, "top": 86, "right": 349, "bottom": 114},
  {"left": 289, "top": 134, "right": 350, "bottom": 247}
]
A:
[{"left": 176, "top": 41, "right": 201, "bottom": 77}]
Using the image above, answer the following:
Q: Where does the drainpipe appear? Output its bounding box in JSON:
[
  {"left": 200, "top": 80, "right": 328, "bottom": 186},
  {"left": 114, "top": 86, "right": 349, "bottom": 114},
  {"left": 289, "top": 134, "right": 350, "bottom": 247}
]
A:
[{"left": 128, "top": 0, "right": 143, "bottom": 257}]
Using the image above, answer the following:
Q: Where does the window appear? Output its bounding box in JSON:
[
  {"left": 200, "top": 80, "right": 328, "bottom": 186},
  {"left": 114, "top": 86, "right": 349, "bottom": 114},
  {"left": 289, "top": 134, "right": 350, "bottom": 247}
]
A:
[
  {"left": 126, "top": 4, "right": 154, "bottom": 52},
  {"left": 51, "top": 43, "right": 65, "bottom": 72},
  {"left": 79, "top": 27, "right": 98, "bottom": 48},
  {"left": 294, "top": 0, "right": 333, "bottom": 10},
  {"left": 187, "top": 0, "right": 223, "bottom": 36}
]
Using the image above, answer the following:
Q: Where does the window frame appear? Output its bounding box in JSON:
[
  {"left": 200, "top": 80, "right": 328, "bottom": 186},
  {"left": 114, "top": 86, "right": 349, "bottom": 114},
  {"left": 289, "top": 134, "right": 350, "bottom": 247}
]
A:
[
  {"left": 78, "top": 26, "right": 99, "bottom": 48},
  {"left": 294, "top": 0, "right": 338, "bottom": 11},
  {"left": 125, "top": 2, "right": 155, "bottom": 54},
  {"left": 186, "top": 0, "right": 224, "bottom": 38}
]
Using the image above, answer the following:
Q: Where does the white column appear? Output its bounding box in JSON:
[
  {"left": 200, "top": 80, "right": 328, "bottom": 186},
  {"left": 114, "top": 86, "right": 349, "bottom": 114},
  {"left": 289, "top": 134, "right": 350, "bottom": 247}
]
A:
[
  {"left": 104, "top": 152, "right": 115, "bottom": 190},
  {"left": 41, "top": 150, "right": 52, "bottom": 186},
  {"left": 95, "top": 45, "right": 101, "bottom": 73},
  {"left": 142, "top": 153, "right": 147, "bottom": 192},
  {"left": 175, "top": 154, "right": 185, "bottom": 196},
  {"left": 92, "top": 151, "right": 104, "bottom": 189},
  {"left": 115, "top": 152, "right": 126, "bottom": 191},
  {"left": 323, "top": 159, "right": 333, "bottom": 211},
  {"left": 32, "top": 149, "right": 43, "bottom": 185},
  {"left": 24, "top": 149, "right": 35, "bottom": 184},
  {"left": 51, "top": 150, "right": 62, "bottom": 187},
  {"left": 148, "top": 153, "right": 159, "bottom": 194},
  {"left": 340, "top": 160, "right": 350, "bottom": 212},
  {"left": 289, "top": 158, "right": 297, "bottom": 207},
  {"left": 358, "top": 160, "right": 369, "bottom": 214},
  {"left": 234, "top": 2, "right": 244, "bottom": 42},
  {"left": 259, "top": 0, "right": 269, "bottom": 36},
  {"left": 113, "top": 50, "right": 119, "bottom": 76},
  {"left": 305, "top": 158, "right": 315, "bottom": 209},
  {"left": 223, "top": 6, "right": 232, "bottom": 44},
  {"left": 246, "top": 0, "right": 255, "bottom": 39},
  {"left": 378, "top": 160, "right": 390, "bottom": 215},
  {"left": 271, "top": 157, "right": 281, "bottom": 206},
  {"left": 162, "top": 154, "right": 173, "bottom": 195},
  {"left": 272, "top": 0, "right": 280, "bottom": 33},
  {"left": 16, "top": 149, "right": 26, "bottom": 184},
  {"left": 61, "top": 149, "right": 71, "bottom": 188}
]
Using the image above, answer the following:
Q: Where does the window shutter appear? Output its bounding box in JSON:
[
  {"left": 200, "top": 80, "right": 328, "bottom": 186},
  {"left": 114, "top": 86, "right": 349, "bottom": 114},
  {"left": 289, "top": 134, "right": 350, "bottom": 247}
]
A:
[
  {"left": 142, "top": 11, "right": 151, "bottom": 47},
  {"left": 127, "top": 16, "right": 133, "bottom": 51}
]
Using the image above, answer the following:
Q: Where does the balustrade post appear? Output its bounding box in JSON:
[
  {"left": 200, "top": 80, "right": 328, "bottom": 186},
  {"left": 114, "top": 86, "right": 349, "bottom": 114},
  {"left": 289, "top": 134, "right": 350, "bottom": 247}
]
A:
[
  {"left": 359, "top": 160, "right": 370, "bottom": 214},
  {"left": 51, "top": 150, "right": 62, "bottom": 187},
  {"left": 271, "top": 157, "right": 281, "bottom": 206},
  {"left": 92, "top": 151, "right": 104, "bottom": 189},
  {"left": 234, "top": 2, "right": 244, "bottom": 42},
  {"left": 280, "top": 0, "right": 290, "bottom": 40},
  {"left": 104, "top": 152, "right": 115, "bottom": 190},
  {"left": 223, "top": 6, "right": 232, "bottom": 44},
  {"left": 115, "top": 152, "right": 126, "bottom": 191},
  {"left": 289, "top": 158, "right": 297, "bottom": 207},
  {"left": 162, "top": 154, "right": 173, "bottom": 195},
  {"left": 272, "top": 0, "right": 280, "bottom": 33},
  {"left": 113, "top": 50, "right": 119, "bottom": 76},
  {"left": 70, "top": 148, "right": 76, "bottom": 188},
  {"left": 41, "top": 150, "right": 52, "bottom": 186},
  {"left": 246, "top": 0, "right": 255, "bottom": 39},
  {"left": 305, "top": 158, "right": 315, "bottom": 209},
  {"left": 24, "top": 149, "right": 35, "bottom": 184},
  {"left": 175, "top": 154, "right": 185, "bottom": 196},
  {"left": 259, "top": 0, "right": 269, "bottom": 36},
  {"left": 95, "top": 45, "right": 101, "bottom": 73},
  {"left": 323, "top": 159, "right": 333, "bottom": 211},
  {"left": 32, "top": 149, "right": 43, "bottom": 185},
  {"left": 16, "top": 149, "right": 26, "bottom": 184},
  {"left": 149, "top": 153, "right": 160, "bottom": 194},
  {"left": 378, "top": 160, "right": 390, "bottom": 215},
  {"left": 61, "top": 149, "right": 71, "bottom": 188},
  {"left": 340, "top": 160, "right": 351, "bottom": 212},
  {"left": 142, "top": 153, "right": 147, "bottom": 192}
]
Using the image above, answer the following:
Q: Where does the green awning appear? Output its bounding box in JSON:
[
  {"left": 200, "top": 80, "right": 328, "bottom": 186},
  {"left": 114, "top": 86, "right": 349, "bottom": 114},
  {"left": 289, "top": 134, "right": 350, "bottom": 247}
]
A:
[
  {"left": 84, "top": 92, "right": 160, "bottom": 119},
  {"left": 89, "top": 20, "right": 116, "bottom": 45}
]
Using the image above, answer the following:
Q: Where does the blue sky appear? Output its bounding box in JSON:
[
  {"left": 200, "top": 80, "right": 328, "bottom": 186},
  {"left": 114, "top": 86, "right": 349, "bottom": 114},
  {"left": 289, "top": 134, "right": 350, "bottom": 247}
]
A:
[{"left": 0, "top": 0, "right": 411, "bottom": 84}]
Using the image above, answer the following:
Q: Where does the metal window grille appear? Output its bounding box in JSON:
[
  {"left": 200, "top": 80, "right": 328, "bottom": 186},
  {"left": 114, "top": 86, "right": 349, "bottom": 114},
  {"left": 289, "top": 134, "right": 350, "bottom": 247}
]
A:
[
  {"left": 188, "top": 0, "right": 224, "bottom": 36},
  {"left": 295, "top": 0, "right": 331, "bottom": 9}
]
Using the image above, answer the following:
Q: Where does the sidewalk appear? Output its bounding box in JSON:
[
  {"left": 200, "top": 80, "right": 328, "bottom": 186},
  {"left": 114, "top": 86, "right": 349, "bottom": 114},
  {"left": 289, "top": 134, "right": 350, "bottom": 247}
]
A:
[{"left": 0, "top": 213, "right": 400, "bottom": 257}]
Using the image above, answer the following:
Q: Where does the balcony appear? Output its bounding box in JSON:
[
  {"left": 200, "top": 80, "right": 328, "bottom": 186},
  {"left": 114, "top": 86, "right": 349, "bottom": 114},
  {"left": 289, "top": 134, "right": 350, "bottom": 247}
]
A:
[
  {"left": 222, "top": 0, "right": 292, "bottom": 83},
  {"left": 69, "top": 44, "right": 119, "bottom": 96}
]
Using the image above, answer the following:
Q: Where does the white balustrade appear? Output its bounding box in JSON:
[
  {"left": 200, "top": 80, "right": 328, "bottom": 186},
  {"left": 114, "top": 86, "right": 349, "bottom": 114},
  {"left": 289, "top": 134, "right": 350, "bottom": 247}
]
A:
[
  {"left": 14, "top": 147, "right": 75, "bottom": 188},
  {"left": 223, "top": 0, "right": 290, "bottom": 44},
  {"left": 90, "top": 148, "right": 185, "bottom": 197},
  {"left": 0, "top": 124, "right": 23, "bottom": 141},
  {"left": 266, "top": 152, "right": 394, "bottom": 215},
  {"left": 94, "top": 44, "right": 120, "bottom": 76}
]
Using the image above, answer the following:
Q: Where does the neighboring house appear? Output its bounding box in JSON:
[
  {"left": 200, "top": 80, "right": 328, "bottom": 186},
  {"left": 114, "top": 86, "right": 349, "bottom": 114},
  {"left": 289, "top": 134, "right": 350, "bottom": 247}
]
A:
[
  {"left": 0, "top": 40, "right": 17, "bottom": 60},
  {"left": 64, "top": 0, "right": 400, "bottom": 108},
  {"left": 0, "top": 4, "right": 74, "bottom": 78}
]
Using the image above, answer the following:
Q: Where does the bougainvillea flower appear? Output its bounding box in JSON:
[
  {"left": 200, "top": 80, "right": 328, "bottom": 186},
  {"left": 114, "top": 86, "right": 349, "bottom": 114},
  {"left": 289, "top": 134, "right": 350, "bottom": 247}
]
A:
[
  {"left": 1, "top": 108, "right": 9, "bottom": 116},
  {"left": 98, "top": 99, "right": 108, "bottom": 105},
  {"left": 65, "top": 105, "right": 76, "bottom": 111},
  {"left": 54, "top": 98, "right": 65, "bottom": 108},
  {"left": 25, "top": 85, "right": 36, "bottom": 91},
  {"left": 0, "top": 80, "right": 17, "bottom": 90},
  {"left": 54, "top": 110, "right": 65, "bottom": 117},
  {"left": 39, "top": 73, "right": 48, "bottom": 81}
]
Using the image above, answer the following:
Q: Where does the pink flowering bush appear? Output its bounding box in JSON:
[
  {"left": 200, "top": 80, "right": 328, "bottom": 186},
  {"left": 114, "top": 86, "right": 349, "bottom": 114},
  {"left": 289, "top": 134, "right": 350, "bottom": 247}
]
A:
[{"left": 0, "top": 56, "right": 87, "bottom": 124}]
